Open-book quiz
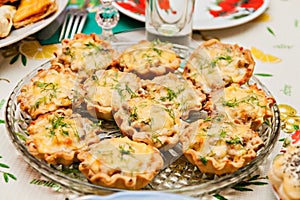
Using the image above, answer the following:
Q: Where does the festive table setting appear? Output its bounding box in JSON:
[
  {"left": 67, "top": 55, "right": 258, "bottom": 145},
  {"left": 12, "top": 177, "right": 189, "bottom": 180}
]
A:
[{"left": 0, "top": 0, "right": 300, "bottom": 199}]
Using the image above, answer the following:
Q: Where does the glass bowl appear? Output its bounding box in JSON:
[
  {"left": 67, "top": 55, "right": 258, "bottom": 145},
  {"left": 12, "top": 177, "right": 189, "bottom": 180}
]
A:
[{"left": 5, "top": 42, "right": 280, "bottom": 197}]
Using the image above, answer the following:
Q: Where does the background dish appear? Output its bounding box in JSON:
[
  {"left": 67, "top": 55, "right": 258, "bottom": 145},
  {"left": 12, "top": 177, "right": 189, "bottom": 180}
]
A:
[
  {"left": 0, "top": 0, "right": 68, "bottom": 48},
  {"left": 74, "top": 191, "right": 198, "bottom": 200},
  {"left": 5, "top": 42, "right": 280, "bottom": 197},
  {"left": 113, "top": 0, "right": 270, "bottom": 30}
]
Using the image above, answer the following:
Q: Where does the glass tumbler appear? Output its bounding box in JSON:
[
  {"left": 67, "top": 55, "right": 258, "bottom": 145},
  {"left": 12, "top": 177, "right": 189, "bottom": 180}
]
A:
[{"left": 146, "top": 0, "right": 195, "bottom": 46}]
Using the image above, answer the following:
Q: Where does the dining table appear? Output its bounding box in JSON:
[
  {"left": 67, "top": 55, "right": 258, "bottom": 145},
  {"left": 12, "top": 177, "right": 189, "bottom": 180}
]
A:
[{"left": 0, "top": 0, "right": 300, "bottom": 199}]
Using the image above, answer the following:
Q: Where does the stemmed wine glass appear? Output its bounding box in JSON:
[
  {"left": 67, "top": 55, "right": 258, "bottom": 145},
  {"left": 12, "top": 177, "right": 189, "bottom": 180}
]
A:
[{"left": 95, "top": 0, "right": 120, "bottom": 42}]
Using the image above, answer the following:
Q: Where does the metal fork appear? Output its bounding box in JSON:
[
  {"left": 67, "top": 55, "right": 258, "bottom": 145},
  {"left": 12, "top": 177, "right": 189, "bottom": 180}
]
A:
[{"left": 59, "top": 0, "right": 89, "bottom": 41}]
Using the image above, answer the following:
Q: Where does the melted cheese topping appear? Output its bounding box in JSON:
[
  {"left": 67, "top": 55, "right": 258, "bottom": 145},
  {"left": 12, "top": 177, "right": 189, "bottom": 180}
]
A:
[
  {"left": 17, "top": 68, "right": 79, "bottom": 119},
  {"left": 118, "top": 40, "right": 181, "bottom": 79},
  {"left": 180, "top": 117, "right": 263, "bottom": 175},
  {"left": 78, "top": 137, "right": 163, "bottom": 189},
  {"left": 183, "top": 39, "right": 254, "bottom": 93},
  {"left": 89, "top": 137, "right": 162, "bottom": 174},
  {"left": 53, "top": 33, "right": 115, "bottom": 80},
  {"left": 113, "top": 94, "right": 181, "bottom": 149},
  {"left": 146, "top": 72, "right": 206, "bottom": 120},
  {"left": 128, "top": 98, "right": 178, "bottom": 132},
  {"left": 213, "top": 83, "right": 275, "bottom": 128},
  {"left": 84, "top": 69, "right": 140, "bottom": 120},
  {"left": 26, "top": 109, "right": 99, "bottom": 165}
]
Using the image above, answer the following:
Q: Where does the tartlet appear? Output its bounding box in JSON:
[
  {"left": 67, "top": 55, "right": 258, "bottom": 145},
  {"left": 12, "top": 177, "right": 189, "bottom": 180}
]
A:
[
  {"left": 117, "top": 40, "right": 181, "bottom": 79},
  {"left": 211, "top": 83, "right": 275, "bottom": 129},
  {"left": 17, "top": 67, "right": 80, "bottom": 119},
  {"left": 142, "top": 72, "right": 207, "bottom": 121},
  {"left": 83, "top": 69, "right": 141, "bottom": 121},
  {"left": 51, "top": 33, "right": 117, "bottom": 80},
  {"left": 183, "top": 39, "right": 255, "bottom": 93},
  {"left": 26, "top": 109, "right": 100, "bottom": 166},
  {"left": 78, "top": 137, "right": 164, "bottom": 189},
  {"left": 112, "top": 93, "right": 182, "bottom": 150},
  {"left": 180, "top": 117, "right": 264, "bottom": 175}
]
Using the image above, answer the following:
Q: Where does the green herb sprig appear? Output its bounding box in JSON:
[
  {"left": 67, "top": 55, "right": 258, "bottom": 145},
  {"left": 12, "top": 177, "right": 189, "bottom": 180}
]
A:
[
  {"left": 0, "top": 156, "right": 17, "bottom": 183},
  {"left": 0, "top": 99, "right": 5, "bottom": 124}
]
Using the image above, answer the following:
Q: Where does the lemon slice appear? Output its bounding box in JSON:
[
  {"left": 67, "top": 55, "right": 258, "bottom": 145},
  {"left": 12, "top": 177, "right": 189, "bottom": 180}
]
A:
[
  {"left": 253, "top": 13, "right": 270, "bottom": 22},
  {"left": 19, "top": 40, "right": 58, "bottom": 59},
  {"left": 250, "top": 47, "right": 281, "bottom": 63}
]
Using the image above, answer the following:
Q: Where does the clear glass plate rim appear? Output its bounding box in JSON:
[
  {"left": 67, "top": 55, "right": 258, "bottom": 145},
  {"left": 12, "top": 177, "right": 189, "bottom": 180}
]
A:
[{"left": 4, "top": 43, "right": 281, "bottom": 196}]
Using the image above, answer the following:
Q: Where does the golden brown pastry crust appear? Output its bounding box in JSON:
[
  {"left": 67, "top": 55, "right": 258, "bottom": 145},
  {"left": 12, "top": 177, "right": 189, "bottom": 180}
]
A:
[
  {"left": 51, "top": 33, "right": 117, "bottom": 81},
  {"left": 17, "top": 67, "right": 80, "bottom": 119},
  {"left": 180, "top": 118, "right": 264, "bottom": 175},
  {"left": 0, "top": 0, "right": 18, "bottom": 6},
  {"left": 13, "top": 0, "right": 57, "bottom": 28},
  {"left": 117, "top": 40, "right": 181, "bottom": 80},
  {"left": 113, "top": 94, "right": 182, "bottom": 150},
  {"left": 26, "top": 109, "right": 100, "bottom": 166},
  {"left": 183, "top": 39, "right": 255, "bottom": 93},
  {"left": 212, "top": 83, "right": 275, "bottom": 129},
  {"left": 78, "top": 137, "right": 163, "bottom": 189}
]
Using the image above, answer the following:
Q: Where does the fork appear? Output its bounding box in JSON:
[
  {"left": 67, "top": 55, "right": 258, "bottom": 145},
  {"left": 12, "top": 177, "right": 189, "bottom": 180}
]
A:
[{"left": 59, "top": 0, "right": 89, "bottom": 41}]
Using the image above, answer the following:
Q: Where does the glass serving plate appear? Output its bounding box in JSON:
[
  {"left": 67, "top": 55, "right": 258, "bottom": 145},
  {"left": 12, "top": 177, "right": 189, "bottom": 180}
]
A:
[{"left": 5, "top": 42, "right": 280, "bottom": 197}]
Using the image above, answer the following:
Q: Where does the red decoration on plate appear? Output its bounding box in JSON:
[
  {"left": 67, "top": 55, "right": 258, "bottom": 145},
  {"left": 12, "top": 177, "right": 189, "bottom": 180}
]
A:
[
  {"left": 291, "top": 129, "right": 300, "bottom": 144},
  {"left": 116, "top": 0, "right": 177, "bottom": 15},
  {"left": 116, "top": 0, "right": 145, "bottom": 15},
  {"left": 241, "top": 0, "right": 264, "bottom": 9},
  {"left": 209, "top": 0, "right": 264, "bottom": 18}
]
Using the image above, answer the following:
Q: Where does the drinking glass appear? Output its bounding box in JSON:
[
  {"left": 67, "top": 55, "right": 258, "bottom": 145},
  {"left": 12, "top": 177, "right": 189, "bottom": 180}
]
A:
[
  {"left": 95, "top": 0, "right": 120, "bottom": 42},
  {"left": 146, "top": 0, "right": 195, "bottom": 46}
]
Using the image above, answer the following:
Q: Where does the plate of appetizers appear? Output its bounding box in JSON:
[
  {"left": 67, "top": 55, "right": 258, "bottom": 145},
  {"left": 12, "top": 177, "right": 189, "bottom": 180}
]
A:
[
  {"left": 113, "top": 0, "right": 270, "bottom": 30},
  {"left": 5, "top": 33, "right": 280, "bottom": 196},
  {"left": 0, "top": 0, "right": 67, "bottom": 48},
  {"left": 268, "top": 130, "right": 300, "bottom": 200}
]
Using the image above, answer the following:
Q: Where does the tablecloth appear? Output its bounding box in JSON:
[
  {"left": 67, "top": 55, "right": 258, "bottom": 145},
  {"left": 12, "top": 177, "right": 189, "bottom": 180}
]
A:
[
  {"left": 1, "top": 0, "right": 300, "bottom": 199},
  {"left": 39, "top": 0, "right": 145, "bottom": 45}
]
